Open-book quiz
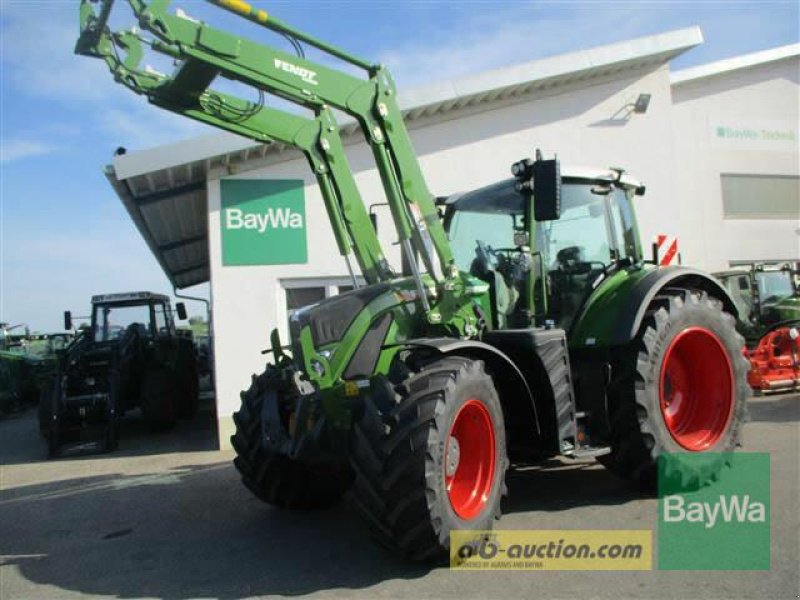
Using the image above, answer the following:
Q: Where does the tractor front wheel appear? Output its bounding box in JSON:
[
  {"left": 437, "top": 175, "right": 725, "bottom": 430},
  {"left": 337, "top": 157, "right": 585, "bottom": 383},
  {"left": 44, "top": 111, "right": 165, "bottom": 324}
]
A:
[
  {"left": 175, "top": 352, "right": 200, "bottom": 419},
  {"left": 602, "top": 288, "right": 749, "bottom": 490},
  {"left": 231, "top": 367, "right": 353, "bottom": 509},
  {"left": 349, "top": 356, "right": 508, "bottom": 562}
]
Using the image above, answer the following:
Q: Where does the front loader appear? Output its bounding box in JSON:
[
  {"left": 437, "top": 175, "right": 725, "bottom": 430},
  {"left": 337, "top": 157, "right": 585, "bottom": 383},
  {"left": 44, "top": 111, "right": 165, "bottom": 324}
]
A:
[{"left": 77, "top": 0, "right": 750, "bottom": 561}]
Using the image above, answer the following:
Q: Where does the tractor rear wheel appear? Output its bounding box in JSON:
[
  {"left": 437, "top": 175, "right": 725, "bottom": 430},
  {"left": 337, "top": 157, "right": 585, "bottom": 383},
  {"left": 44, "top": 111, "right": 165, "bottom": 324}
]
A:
[
  {"left": 601, "top": 288, "right": 749, "bottom": 491},
  {"left": 349, "top": 356, "right": 508, "bottom": 562},
  {"left": 231, "top": 367, "right": 353, "bottom": 509},
  {"left": 140, "top": 370, "right": 176, "bottom": 429}
]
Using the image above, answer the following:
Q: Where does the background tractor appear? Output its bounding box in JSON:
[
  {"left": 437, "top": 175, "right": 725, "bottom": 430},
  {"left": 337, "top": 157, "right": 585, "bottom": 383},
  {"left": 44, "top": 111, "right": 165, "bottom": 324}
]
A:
[
  {"left": 39, "top": 292, "right": 199, "bottom": 457},
  {"left": 78, "top": 0, "right": 749, "bottom": 561},
  {"left": 715, "top": 263, "right": 800, "bottom": 393},
  {"left": 0, "top": 325, "right": 67, "bottom": 416}
]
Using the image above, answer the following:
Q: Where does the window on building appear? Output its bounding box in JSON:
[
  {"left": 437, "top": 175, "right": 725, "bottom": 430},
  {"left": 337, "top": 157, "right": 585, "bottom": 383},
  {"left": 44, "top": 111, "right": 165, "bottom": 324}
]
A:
[
  {"left": 285, "top": 287, "right": 326, "bottom": 318},
  {"left": 721, "top": 174, "right": 800, "bottom": 219}
]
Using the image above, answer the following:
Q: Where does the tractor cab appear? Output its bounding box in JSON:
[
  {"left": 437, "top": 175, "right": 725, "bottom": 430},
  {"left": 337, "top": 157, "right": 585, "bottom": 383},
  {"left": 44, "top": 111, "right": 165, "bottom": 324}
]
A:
[
  {"left": 88, "top": 292, "right": 179, "bottom": 343},
  {"left": 444, "top": 168, "right": 644, "bottom": 332},
  {"left": 754, "top": 266, "right": 797, "bottom": 304},
  {"left": 715, "top": 264, "right": 800, "bottom": 343}
]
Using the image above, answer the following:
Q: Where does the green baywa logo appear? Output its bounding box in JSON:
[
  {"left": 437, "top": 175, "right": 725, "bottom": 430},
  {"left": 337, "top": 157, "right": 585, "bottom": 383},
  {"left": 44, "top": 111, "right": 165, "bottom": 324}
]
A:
[
  {"left": 225, "top": 207, "right": 303, "bottom": 233},
  {"left": 663, "top": 494, "right": 766, "bottom": 529}
]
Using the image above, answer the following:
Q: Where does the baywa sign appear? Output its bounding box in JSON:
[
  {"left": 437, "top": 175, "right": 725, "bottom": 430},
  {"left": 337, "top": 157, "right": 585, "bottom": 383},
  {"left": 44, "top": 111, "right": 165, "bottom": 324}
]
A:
[{"left": 221, "top": 179, "right": 308, "bottom": 266}]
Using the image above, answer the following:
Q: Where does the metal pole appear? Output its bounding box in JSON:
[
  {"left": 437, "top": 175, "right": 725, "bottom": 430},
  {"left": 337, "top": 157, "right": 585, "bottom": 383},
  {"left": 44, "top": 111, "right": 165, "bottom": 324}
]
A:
[{"left": 344, "top": 253, "right": 360, "bottom": 289}]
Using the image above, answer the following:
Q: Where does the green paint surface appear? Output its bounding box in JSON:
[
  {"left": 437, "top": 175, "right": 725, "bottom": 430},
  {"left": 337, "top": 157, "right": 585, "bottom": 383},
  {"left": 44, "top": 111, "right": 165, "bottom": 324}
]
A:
[
  {"left": 221, "top": 179, "right": 307, "bottom": 266},
  {"left": 658, "top": 452, "right": 770, "bottom": 570}
]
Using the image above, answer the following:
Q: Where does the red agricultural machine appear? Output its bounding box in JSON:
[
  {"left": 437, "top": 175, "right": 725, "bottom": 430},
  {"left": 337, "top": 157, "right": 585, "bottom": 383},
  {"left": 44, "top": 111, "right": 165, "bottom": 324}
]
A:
[{"left": 715, "top": 263, "right": 800, "bottom": 394}]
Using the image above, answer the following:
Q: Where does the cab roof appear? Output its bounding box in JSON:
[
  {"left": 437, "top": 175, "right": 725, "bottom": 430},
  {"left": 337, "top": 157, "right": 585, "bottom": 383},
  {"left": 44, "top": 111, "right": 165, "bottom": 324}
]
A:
[
  {"left": 91, "top": 291, "right": 170, "bottom": 305},
  {"left": 443, "top": 167, "right": 645, "bottom": 214}
]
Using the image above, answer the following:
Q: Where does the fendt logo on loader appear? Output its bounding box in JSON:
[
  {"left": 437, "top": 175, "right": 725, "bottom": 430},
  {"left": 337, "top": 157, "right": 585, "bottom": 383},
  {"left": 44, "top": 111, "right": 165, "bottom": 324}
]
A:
[{"left": 273, "top": 59, "right": 318, "bottom": 86}]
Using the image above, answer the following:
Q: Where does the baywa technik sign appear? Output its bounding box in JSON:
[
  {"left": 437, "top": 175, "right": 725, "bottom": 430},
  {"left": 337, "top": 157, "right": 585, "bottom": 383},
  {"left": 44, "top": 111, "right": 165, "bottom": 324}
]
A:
[{"left": 220, "top": 179, "right": 307, "bottom": 266}]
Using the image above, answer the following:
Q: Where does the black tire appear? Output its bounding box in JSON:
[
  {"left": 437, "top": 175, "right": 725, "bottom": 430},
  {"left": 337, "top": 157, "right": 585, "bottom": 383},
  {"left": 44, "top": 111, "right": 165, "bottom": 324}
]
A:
[
  {"left": 601, "top": 288, "right": 750, "bottom": 491},
  {"left": 175, "top": 352, "right": 200, "bottom": 419},
  {"left": 140, "top": 370, "right": 176, "bottom": 429},
  {"left": 349, "top": 356, "right": 508, "bottom": 562},
  {"left": 38, "top": 377, "right": 57, "bottom": 437},
  {"left": 104, "top": 416, "right": 119, "bottom": 452},
  {"left": 231, "top": 367, "right": 352, "bottom": 509},
  {"left": 47, "top": 428, "right": 61, "bottom": 459}
]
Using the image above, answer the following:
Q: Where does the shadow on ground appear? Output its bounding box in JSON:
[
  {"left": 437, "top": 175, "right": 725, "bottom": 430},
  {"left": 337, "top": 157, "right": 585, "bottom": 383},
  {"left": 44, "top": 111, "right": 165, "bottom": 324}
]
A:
[
  {"left": 0, "top": 461, "right": 432, "bottom": 597},
  {"left": 0, "top": 451, "right": 642, "bottom": 598},
  {"left": 0, "top": 394, "right": 219, "bottom": 466}
]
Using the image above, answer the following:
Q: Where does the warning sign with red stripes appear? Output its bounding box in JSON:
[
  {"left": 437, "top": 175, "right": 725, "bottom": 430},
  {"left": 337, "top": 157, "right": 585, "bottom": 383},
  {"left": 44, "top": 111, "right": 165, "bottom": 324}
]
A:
[{"left": 655, "top": 235, "right": 679, "bottom": 266}]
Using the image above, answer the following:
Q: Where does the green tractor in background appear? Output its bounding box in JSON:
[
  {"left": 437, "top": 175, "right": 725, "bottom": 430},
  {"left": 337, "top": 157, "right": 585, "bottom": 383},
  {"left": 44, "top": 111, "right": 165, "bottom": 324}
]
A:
[
  {"left": 78, "top": 0, "right": 749, "bottom": 561},
  {"left": 39, "top": 292, "right": 199, "bottom": 457},
  {"left": 714, "top": 262, "right": 800, "bottom": 346},
  {"left": 0, "top": 324, "right": 67, "bottom": 416}
]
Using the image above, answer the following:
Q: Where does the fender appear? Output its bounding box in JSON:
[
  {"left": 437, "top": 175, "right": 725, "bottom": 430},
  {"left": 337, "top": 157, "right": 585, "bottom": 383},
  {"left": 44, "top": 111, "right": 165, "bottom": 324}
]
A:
[
  {"left": 571, "top": 265, "right": 739, "bottom": 350},
  {"left": 397, "top": 337, "right": 540, "bottom": 435}
]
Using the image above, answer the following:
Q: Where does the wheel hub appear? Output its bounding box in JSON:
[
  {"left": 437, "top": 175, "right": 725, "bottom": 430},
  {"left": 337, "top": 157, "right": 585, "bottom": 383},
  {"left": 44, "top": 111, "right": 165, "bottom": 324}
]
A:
[
  {"left": 446, "top": 435, "right": 461, "bottom": 477},
  {"left": 444, "top": 399, "right": 496, "bottom": 520},
  {"left": 659, "top": 327, "right": 735, "bottom": 451}
]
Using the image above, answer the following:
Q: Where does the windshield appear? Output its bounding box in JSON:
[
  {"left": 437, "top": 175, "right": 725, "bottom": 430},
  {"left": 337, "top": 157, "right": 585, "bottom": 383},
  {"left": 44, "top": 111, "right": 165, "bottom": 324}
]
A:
[
  {"left": 445, "top": 178, "right": 641, "bottom": 330},
  {"left": 756, "top": 271, "right": 795, "bottom": 301},
  {"left": 93, "top": 303, "right": 152, "bottom": 342},
  {"left": 536, "top": 184, "right": 611, "bottom": 269},
  {"left": 448, "top": 211, "right": 517, "bottom": 271}
]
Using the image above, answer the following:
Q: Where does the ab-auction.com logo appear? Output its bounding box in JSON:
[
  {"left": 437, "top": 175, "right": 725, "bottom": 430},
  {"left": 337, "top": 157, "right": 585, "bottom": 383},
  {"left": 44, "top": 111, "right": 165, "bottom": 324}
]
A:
[
  {"left": 450, "top": 530, "right": 651, "bottom": 570},
  {"left": 658, "top": 453, "right": 770, "bottom": 570}
]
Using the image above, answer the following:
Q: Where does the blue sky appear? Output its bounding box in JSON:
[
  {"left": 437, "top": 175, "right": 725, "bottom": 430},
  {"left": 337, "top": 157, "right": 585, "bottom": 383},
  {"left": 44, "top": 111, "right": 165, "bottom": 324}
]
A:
[{"left": 1, "top": 0, "right": 798, "bottom": 331}]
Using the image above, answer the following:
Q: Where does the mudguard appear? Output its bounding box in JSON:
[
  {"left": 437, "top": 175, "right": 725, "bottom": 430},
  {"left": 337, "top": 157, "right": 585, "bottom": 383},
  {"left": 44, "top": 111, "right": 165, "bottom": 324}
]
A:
[
  {"left": 398, "top": 337, "right": 540, "bottom": 434},
  {"left": 571, "top": 265, "right": 739, "bottom": 350}
]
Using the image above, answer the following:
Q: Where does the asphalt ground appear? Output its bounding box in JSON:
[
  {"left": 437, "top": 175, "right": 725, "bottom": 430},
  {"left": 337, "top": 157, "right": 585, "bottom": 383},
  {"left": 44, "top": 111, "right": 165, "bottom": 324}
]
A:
[{"left": 1, "top": 392, "right": 798, "bottom": 599}]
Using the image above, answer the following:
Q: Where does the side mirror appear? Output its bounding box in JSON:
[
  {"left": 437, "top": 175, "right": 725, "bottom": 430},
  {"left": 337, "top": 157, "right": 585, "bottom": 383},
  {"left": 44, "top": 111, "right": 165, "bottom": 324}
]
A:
[
  {"left": 175, "top": 302, "right": 188, "bottom": 321},
  {"left": 533, "top": 159, "right": 561, "bottom": 222},
  {"left": 64, "top": 311, "right": 73, "bottom": 331}
]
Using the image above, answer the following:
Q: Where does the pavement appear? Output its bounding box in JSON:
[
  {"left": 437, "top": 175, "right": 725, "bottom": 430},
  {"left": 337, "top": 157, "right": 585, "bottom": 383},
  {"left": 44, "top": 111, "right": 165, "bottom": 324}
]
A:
[{"left": 1, "top": 393, "right": 798, "bottom": 599}]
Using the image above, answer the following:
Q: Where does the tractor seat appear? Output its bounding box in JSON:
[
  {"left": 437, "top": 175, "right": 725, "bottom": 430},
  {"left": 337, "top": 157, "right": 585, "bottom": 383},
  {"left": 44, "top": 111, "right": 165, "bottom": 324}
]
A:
[{"left": 470, "top": 256, "right": 517, "bottom": 329}]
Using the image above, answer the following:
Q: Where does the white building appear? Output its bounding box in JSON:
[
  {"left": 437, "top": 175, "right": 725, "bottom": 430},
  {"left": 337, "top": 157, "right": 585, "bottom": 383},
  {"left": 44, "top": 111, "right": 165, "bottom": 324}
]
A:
[{"left": 106, "top": 30, "right": 799, "bottom": 448}]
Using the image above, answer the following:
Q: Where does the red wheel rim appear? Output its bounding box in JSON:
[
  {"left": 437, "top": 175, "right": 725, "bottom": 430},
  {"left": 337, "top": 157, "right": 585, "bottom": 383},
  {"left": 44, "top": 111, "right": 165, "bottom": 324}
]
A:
[
  {"left": 444, "top": 399, "right": 496, "bottom": 520},
  {"left": 659, "top": 327, "right": 734, "bottom": 451}
]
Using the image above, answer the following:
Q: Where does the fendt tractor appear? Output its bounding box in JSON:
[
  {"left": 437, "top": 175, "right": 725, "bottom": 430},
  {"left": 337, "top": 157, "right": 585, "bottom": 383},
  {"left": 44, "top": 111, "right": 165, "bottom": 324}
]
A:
[
  {"left": 78, "top": 0, "right": 750, "bottom": 560},
  {"left": 715, "top": 263, "right": 800, "bottom": 393},
  {"left": 39, "top": 292, "right": 199, "bottom": 456}
]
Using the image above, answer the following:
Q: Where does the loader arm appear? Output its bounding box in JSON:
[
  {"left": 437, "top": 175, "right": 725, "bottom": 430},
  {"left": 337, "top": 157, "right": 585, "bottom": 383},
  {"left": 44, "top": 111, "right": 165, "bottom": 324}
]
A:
[
  {"left": 76, "top": 0, "right": 459, "bottom": 309},
  {"left": 77, "top": 7, "right": 392, "bottom": 284}
]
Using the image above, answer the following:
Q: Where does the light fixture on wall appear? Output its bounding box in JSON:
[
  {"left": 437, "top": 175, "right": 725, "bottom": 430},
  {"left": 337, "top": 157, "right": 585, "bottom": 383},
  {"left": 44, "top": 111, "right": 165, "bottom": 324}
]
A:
[{"left": 633, "top": 93, "right": 652, "bottom": 114}]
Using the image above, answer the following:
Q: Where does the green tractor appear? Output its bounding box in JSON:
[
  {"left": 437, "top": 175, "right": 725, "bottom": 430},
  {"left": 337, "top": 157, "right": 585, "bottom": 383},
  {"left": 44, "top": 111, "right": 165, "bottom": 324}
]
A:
[
  {"left": 714, "top": 263, "right": 800, "bottom": 346},
  {"left": 39, "top": 292, "right": 199, "bottom": 457},
  {"left": 0, "top": 324, "right": 65, "bottom": 416},
  {"left": 78, "top": 0, "right": 749, "bottom": 560}
]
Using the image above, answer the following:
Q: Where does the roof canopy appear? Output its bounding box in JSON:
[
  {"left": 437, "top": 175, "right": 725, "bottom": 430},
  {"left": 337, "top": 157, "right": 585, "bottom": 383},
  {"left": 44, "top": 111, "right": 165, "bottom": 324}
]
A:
[{"left": 106, "top": 27, "right": 703, "bottom": 289}]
